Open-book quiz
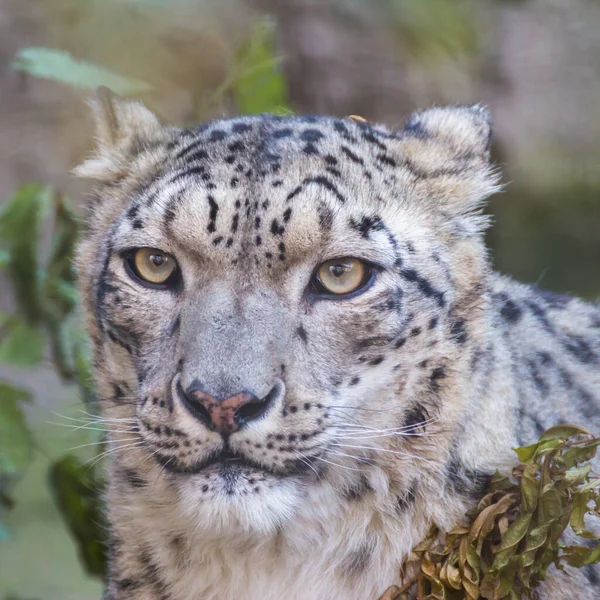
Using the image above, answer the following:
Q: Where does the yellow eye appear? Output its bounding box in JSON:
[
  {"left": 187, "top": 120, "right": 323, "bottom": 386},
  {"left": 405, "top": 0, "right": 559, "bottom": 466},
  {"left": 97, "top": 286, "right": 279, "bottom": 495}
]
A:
[
  {"left": 315, "top": 258, "right": 369, "bottom": 296},
  {"left": 130, "top": 248, "right": 177, "bottom": 286}
]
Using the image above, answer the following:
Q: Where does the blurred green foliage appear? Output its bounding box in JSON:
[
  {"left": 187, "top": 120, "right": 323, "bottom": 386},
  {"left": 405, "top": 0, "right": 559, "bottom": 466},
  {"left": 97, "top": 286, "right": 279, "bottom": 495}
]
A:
[
  {"left": 13, "top": 48, "right": 154, "bottom": 95},
  {"left": 0, "top": 184, "right": 97, "bottom": 571}
]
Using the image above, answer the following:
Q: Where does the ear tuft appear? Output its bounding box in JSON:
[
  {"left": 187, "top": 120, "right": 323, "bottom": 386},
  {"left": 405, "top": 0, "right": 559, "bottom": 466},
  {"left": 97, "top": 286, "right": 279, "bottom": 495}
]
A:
[
  {"left": 74, "top": 87, "right": 164, "bottom": 181},
  {"left": 398, "top": 105, "right": 501, "bottom": 219},
  {"left": 94, "top": 86, "right": 120, "bottom": 146},
  {"left": 403, "top": 105, "right": 492, "bottom": 156}
]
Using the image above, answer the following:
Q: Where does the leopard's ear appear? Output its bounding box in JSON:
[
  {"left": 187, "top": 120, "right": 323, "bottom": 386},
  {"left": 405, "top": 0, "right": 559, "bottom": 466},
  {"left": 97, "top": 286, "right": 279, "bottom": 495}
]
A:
[
  {"left": 74, "top": 87, "right": 165, "bottom": 181},
  {"left": 398, "top": 105, "right": 501, "bottom": 214}
]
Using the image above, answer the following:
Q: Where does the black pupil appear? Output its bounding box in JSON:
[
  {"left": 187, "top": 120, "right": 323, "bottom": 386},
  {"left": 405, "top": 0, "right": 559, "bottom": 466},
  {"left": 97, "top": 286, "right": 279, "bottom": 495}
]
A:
[
  {"left": 150, "top": 254, "right": 166, "bottom": 267},
  {"left": 330, "top": 264, "right": 348, "bottom": 278}
]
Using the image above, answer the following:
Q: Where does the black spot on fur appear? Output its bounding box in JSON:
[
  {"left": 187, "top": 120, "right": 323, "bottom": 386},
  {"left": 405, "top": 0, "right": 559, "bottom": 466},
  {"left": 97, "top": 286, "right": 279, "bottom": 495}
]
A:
[
  {"left": 318, "top": 205, "right": 334, "bottom": 230},
  {"left": 401, "top": 269, "right": 445, "bottom": 307},
  {"left": 169, "top": 315, "right": 181, "bottom": 336},
  {"left": 376, "top": 153, "right": 397, "bottom": 167},
  {"left": 206, "top": 195, "right": 218, "bottom": 233},
  {"left": 301, "top": 129, "right": 324, "bottom": 142},
  {"left": 232, "top": 123, "right": 252, "bottom": 134},
  {"left": 126, "top": 204, "right": 139, "bottom": 219},
  {"left": 342, "top": 543, "right": 373, "bottom": 576},
  {"left": 450, "top": 320, "right": 467, "bottom": 344},
  {"left": 528, "top": 359, "right": 549, "bottom": 395},
  {"left": 368, "top": 356, "right": 384, "bottom": 366},
  {"left": 209, "top": 129, "right": 226, "bottom": 142},
  {"left": 397, "top": 483, "right": 417, "bottom": 512},
  {"left": 286, "top": 185, "right": 303, "bottom": 202},
  {"left": 296, "top": 326, "right": 308, "bottom": 343},
  {"left": 112, "top": 383, "right": 125, "bottom": 403},
  {"left": 563, "top": 335, "right": 596, "bottom": 365},
  {"left": 272, "top": 128, "right": 293, "bottom": 139},
  {"left": 403, "top": 120, "right": 428, "bottom": 138},
  {"left": 116, "top": 578, "right": 141, "bottom": 591},
  {"left": 341, "top": 145, "right": 364, "bottom": 164},
  {"left": 499, "top": 297, "right": 522, "bottom": 323},
  {"left": 122, "top": 468, "right": 146, "bottom": 489},
  {"left": 169, "top": 165, "right": 207, "bottom": 185},
  {"left": 333, "top": 120, "right": 351, "bottom": 138},
  {"left": 447, "top": 456, "right": 492, "bottom": 499},
  {"left": 362, "top": 130, "right": 387, "bottom": 151},
  {"left": 430, "top": 367, "right": 447, "bottom": 391},
  {"left": 403, "top": 403, "right": 430, "bottom": 430},
  {"left": 349, "top": 215, "right": 384, "bottom": 239},
  {"left": 344, "top": 474, "right": 373, "bottom": 501},
  {"left": 174, "top": 139, "right": 208, "bottom": 161},
  {"left": 270, "top": 219, "right": 285, "bottom": 236}
]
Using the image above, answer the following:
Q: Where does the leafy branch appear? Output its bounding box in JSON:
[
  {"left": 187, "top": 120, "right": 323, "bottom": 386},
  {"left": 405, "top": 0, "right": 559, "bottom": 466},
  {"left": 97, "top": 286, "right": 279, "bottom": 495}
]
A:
[{"left": 380, "top": 425, "right": 600, "bottom": 600}]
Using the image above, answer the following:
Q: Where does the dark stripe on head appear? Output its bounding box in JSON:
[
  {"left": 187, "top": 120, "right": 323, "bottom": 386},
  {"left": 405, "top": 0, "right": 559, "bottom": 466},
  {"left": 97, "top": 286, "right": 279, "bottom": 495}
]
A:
[{"left": 302, "top": 176, "right": 346, "bottom": 204}]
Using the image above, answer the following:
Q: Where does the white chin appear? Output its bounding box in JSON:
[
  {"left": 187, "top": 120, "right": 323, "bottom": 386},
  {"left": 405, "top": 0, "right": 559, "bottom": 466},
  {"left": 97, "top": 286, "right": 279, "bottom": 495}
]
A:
[{"left": 177, "top": 474, "right": 304, "bottom": 536}]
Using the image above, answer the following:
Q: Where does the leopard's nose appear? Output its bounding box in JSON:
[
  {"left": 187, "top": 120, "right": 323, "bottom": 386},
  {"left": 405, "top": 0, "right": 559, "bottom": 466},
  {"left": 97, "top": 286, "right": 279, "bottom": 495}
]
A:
[{"left": 178, "top": 381, "right": 278, "bottom": 435}]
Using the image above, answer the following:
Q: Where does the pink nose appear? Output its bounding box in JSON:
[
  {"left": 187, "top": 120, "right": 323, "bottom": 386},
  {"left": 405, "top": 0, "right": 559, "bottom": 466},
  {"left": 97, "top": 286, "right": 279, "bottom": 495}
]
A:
[{"left": 181, "top": 384, "right": 276, "bottom": 435}]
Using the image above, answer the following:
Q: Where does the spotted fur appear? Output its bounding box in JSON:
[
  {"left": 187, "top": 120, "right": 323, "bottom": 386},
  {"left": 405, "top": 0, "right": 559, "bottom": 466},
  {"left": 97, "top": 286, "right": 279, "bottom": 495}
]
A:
[{"left": 76, "top": 93, "right": 600, "bottom": 600}]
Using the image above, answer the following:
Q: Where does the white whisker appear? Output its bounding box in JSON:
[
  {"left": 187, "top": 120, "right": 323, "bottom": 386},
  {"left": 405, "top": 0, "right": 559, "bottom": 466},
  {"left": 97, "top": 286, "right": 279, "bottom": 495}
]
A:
[
  {"left": 68, "top": 436, "right": 140, "bottom": 452},
  {"left": 313, "top": 455, "right": 365, "bottom": 473},
  {"left": 84, "top": 441, "right": 145, "bottom": 469},
  {"left": 292, "top": 451, "right": 322, "bottom": 478},
  {"left": 335, "top": 442, "right": 431, "bottom": 462}
]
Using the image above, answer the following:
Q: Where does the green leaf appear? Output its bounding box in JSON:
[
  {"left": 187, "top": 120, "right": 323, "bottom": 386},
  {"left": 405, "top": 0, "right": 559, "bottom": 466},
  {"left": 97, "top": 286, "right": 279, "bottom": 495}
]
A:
[
  {"left": 0, "top": 382, "right": 33, "bottom": 474},
  {"left": 513, "top": 443, "right": 538, "bottom": 463},
  {"left": 563, "top": 543, "right": 600, "bottom": 567},
  {"left": 562, "top": 464, "right": 593, "bottom": 489},
  {"left": 520, "top": 463, "right": 539, "bottom": 513},
  {"left": 48, "top": 455, "right": 106, "bottom": 578},
  {"left": 232, "top": 19, "right": 290, "bottom": 115},
  {"left": 538, "top": 424, "right": 591, "bottom": 443},
  {"left": 0, "top": 184, "right": 52, "bottom": 323},
  {"left": 13, "top": 47, "right": 153, "bottom": 95},
  {"left": 0, "top": 314, "right": 45, "bottom": 366},
  {"left": 570, "top": 491, "right": 590, "bottom": 535}
]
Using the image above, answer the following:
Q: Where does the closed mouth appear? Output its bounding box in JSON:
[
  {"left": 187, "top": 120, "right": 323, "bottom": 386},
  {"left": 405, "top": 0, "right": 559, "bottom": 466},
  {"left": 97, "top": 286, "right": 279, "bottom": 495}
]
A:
[
  {"left": 155, "top": 448, "right": 278, "bottom": 476},
  {"left": 154, "top": 447, "right": 321, "bottom": 478}
]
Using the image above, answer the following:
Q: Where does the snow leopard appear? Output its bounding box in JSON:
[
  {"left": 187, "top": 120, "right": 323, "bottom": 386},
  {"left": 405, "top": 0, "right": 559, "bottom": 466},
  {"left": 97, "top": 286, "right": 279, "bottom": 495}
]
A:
[{"left": 75, "top": 89, "right": 600, "bottom": 599}]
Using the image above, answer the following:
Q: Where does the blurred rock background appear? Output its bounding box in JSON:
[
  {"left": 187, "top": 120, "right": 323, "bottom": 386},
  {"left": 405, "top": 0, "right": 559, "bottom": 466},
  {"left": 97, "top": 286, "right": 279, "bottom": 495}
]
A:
[{"left": 0, "top": 0, "right": 598, "bottom": 598}]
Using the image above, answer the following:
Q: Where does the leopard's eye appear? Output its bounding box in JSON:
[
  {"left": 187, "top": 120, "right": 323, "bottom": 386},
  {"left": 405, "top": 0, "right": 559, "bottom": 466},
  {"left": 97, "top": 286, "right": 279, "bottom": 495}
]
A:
[
  {"left": 313, "top": 257, "right": 371, "bottom": 296},
  {"left": 127, "top": 248, "right": 179, "bottom": 287}
]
